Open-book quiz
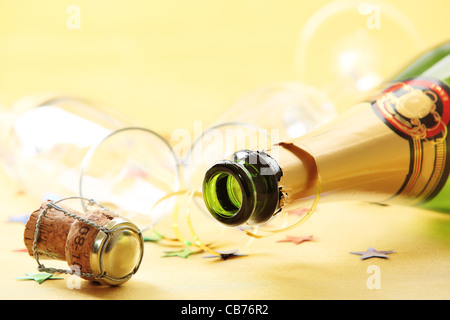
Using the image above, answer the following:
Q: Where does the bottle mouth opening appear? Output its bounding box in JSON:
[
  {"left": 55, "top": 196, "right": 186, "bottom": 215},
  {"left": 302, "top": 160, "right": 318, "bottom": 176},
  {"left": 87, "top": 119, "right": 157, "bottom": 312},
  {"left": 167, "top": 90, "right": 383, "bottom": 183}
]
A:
[
  {"left": 202, "top": 161, "right": 255, "bottom": 226},
  {"left": 205, "top": 172, "right": 242, "bottom": 216}
]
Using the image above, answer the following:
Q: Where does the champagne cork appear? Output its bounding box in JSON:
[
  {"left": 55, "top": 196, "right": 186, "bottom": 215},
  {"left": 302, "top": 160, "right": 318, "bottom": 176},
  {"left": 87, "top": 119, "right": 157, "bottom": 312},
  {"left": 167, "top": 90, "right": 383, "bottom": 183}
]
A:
[{"left": 24, "top": 199, "right": 144, "bottom": 286}]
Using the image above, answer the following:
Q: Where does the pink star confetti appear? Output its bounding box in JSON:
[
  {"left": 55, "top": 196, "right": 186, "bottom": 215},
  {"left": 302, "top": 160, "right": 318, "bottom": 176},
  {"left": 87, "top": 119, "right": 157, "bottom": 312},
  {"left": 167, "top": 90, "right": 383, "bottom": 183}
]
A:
[
  {"left": 287, "top": 208, "right": 309, "bottom": 217},
  {"left": 277, "top": 235, "right": 315, "bottom": 245}
]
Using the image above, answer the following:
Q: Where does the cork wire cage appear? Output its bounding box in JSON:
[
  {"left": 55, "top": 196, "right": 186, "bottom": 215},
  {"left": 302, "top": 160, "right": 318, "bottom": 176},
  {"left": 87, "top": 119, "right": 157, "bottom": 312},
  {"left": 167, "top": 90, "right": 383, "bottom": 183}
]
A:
[{"left": 25, "top": 196, "right": 144, "bottom": 286}]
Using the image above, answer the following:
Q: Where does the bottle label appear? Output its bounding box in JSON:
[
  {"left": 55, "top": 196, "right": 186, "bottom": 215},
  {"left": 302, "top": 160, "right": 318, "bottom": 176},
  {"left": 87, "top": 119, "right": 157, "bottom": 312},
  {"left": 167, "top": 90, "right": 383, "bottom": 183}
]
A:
[{"left": 372, "top": 77, "right": 450, "bottom": 203}]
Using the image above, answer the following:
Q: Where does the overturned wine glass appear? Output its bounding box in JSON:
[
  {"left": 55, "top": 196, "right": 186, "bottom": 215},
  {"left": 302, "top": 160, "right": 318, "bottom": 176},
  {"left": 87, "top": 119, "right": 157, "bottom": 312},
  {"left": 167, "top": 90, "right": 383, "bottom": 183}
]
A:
[{"left": 0, "top": 94, "right": 180, "bottom": 230}]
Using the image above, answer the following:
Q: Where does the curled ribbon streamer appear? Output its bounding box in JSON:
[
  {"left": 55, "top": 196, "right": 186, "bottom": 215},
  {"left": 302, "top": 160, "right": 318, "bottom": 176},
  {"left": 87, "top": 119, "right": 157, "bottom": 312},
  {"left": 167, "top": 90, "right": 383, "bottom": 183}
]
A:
[
  {"left": 150, "top": 169, "right": 321, "bottom": 253},
  {"left": 183, "top": 190, "right": 224, "bottom": 256},
  {"left": 150, "top": 189, "right": 223, "bottom": 256}
]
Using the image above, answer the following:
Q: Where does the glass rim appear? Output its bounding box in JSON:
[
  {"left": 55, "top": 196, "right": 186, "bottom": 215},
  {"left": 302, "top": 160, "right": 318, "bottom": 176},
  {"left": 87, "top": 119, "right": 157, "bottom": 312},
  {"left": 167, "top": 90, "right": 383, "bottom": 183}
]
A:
[{"left": 78, "top": 126, "right": 181, "bottom": 212}]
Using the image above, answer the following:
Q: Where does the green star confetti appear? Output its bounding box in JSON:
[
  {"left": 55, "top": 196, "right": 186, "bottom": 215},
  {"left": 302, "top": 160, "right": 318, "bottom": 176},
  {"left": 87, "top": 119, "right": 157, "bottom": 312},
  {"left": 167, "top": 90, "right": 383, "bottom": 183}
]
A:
[
  {"left": 17, "top": 272, "right": 64, "bottom": 284},
  {"left": 162, "top": 247, "right": 202, "bottom": 259},
  {"left": 143, "top": 229, "right": 183, "bottom": 245},
  {"left": 143, "top": 229, "right": 164, "bottom": 242}
]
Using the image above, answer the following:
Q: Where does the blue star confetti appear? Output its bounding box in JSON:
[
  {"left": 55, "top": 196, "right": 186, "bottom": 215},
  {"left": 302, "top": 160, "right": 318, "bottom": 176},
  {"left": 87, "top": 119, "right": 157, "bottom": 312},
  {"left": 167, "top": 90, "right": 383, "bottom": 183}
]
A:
[
  {"left": 350, "top": 247, "right": 395, "bottom": 260},
  {"left": 6, "top": 213, "right": 30, "bottom": 224},
  {"left": 203, "top": 250, "right": 247, "bottom": 260}
]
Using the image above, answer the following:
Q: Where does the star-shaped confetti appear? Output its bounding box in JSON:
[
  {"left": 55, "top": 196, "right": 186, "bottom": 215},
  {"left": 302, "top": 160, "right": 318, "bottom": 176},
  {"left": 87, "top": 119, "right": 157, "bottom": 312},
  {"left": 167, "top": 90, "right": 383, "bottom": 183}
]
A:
[
  {"left": 6, "top": 213, "right": 30, "bottom": 224},
  {"left": 143, "top": 230, "right": 184, "bottom": 245},
  {"left": 162, "top": 247, "right": 202, "bottom": 259},
  {"left": 143, "top": 229, "right": 164, "bottom": 242},
  {"left": 42, "top": 193, "right": 62, "bottom": 202},
  {"left": 277, "top": 235, "right": 315, "bottom": 245},
  {"left": 203, "top": 250, "right": 247, "bottom": 260},
  {"left": 350, "top": 247, "right": 396, "bottom": 260},
  {"left": 287, "top": 208, "right": 309, "bottom": 217},
  {"left": 17, "top": 272, "right": 64, "bottom": 284}
]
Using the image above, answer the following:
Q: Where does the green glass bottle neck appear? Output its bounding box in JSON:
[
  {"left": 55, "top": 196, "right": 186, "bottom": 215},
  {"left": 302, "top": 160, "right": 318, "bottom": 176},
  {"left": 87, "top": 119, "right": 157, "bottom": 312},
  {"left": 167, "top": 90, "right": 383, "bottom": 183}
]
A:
[
  {"left": 394, "top": 42, "right": 450, "bottom": 86},
  {"left": 203, "top": 43, "right": 450, "bottom": 226},
  {"left": 202, "top": 150, "right": 282, "bottom": 226},
  {"left": 393, "top": 42, "right": 450, "bottom": 211}
]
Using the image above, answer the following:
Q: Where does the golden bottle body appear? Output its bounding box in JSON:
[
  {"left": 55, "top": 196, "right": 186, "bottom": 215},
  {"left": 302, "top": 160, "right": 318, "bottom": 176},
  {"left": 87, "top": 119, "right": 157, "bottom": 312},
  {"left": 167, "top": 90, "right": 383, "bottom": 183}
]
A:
[
  {"left": 202, "top": 75, "right": 450, "bottom": 227},
  {"left": 268, "top": 103, "right": 409, "bottom": 208},
  {"left": 202, "top": 43, "right": 450, "bottom": 226},
  {"left": 268, "top": 78, "right": 450, "bottom": 213}
]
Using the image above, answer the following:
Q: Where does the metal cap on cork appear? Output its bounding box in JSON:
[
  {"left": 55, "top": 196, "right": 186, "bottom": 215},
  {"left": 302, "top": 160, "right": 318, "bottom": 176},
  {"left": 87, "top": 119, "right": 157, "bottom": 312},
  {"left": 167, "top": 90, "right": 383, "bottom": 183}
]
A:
[
  {"left": 24, "top": 198, "right": 144, "bottom": 286},
  {"left": 89, "top": 217, "right": 144, "bottom": 286}
]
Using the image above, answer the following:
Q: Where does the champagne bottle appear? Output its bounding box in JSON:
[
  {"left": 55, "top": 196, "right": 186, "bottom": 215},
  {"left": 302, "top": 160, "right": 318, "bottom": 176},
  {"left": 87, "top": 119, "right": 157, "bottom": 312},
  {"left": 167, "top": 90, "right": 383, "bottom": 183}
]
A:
[{"left": 202, "top": 42, "right": 450, "bottom": 227}]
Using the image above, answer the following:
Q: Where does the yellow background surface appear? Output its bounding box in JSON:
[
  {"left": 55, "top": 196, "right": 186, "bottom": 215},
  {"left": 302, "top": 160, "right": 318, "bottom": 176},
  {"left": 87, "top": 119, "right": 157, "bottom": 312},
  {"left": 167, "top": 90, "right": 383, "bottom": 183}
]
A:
[{"left": 0, "top": 0, "right": 449, "bottom": 300}]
